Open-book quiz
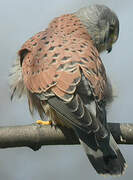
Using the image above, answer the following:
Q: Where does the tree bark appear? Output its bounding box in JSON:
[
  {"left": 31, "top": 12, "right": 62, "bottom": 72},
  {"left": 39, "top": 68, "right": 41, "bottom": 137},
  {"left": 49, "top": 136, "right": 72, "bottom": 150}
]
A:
[{"left": 0, "top": 123, "right": 133, "bottom": 151}]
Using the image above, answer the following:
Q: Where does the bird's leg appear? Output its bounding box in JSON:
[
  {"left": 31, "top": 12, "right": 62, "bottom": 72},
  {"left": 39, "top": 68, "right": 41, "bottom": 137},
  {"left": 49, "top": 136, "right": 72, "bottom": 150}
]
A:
[{"left": 36, "top": 120, "right": 52, "bottom": 125}]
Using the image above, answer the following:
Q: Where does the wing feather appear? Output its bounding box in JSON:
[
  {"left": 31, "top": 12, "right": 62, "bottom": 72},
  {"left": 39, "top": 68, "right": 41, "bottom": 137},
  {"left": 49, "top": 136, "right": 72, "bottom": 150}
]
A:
[{"left": 20, "top": 14, "right": 107, "bottom": 102}]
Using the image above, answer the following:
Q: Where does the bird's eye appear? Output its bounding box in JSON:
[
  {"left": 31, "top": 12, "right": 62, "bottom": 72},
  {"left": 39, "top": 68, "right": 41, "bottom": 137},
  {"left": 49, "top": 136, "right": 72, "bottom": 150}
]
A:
[
  {"left": 109, "top": 24, "right": 119, "bottom": 43},
  {"left": 104, "top": 24, "right": 115, "bottom": 44},
  {"left": 109, "top": 24, "right": 115, "bottom": 35}
]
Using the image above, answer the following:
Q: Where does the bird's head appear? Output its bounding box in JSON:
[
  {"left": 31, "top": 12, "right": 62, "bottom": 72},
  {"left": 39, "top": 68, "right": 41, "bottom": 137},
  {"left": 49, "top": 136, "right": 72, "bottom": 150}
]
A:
[{"left": 75, "top": 4, "right": 119, "bottom": 53}]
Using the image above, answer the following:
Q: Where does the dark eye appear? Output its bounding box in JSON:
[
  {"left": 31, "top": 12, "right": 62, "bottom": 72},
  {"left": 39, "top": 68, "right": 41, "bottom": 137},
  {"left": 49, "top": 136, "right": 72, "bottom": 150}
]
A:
[
  {"left": 109, "top": 24, "right": 115, "bottom": 35},
  {"left": 104, "top": 25, "right": 115, "bottom": 43}
]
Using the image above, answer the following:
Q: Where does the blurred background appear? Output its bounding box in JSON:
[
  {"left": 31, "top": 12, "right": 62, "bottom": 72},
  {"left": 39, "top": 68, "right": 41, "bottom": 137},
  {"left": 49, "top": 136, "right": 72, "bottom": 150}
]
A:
[{"left": 0, "top": 0, "right": 133, "bottom": 179}]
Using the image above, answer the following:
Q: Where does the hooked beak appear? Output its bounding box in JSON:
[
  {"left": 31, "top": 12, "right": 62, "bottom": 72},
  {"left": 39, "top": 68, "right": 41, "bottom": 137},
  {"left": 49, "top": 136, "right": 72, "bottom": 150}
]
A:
[{"left": 106, "top": 45, "right": 112, "bottom": 53}]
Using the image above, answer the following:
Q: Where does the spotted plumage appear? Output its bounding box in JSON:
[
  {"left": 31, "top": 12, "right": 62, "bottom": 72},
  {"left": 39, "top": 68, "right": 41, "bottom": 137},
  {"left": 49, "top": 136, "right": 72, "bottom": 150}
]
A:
[
  {"left": 10, "top": 4, "right": 127, "bottom": 176},
  {"left": 20, "top": 14, "right": 107, "bottom": 102}
]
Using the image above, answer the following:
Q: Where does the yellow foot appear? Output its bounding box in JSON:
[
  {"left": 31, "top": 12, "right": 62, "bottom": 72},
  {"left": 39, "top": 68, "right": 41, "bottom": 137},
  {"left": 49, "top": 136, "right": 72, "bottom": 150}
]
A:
[{"left": 36, "top": 120, "right": 52, "bottom": 125}]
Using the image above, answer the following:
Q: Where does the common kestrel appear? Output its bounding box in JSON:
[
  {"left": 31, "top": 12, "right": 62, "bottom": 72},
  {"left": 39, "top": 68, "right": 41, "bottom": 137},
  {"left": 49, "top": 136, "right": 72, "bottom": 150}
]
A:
[{"left": 10, "top": 4, "right": 127, "bottom": 175}]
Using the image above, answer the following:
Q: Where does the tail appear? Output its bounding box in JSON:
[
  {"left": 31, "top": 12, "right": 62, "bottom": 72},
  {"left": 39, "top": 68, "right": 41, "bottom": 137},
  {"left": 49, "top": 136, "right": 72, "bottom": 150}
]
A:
[
  {"left": 47, "top": 95, "right": 127, "bottom": 176},
  {"left": 75, "top": 128, "right": 127, "bottom": 175}
]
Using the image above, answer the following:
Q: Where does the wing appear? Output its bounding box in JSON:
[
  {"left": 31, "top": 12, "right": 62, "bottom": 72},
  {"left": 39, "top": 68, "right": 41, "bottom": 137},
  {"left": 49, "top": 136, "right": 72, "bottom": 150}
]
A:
[{"left": 20, "top": 14, "right": 108, "bottom": 103}]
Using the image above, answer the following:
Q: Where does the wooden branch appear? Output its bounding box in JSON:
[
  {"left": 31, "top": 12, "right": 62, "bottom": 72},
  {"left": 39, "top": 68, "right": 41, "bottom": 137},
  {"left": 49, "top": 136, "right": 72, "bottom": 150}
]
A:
[{"left": 0, "top": 123, "right": 133, "bottom": 151}]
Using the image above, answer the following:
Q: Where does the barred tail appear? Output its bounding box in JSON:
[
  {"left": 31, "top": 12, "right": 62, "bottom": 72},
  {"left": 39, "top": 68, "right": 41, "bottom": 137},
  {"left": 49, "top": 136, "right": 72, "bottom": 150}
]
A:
[{"left": 75, "top": 128, "right": 127, "bottom": 175}]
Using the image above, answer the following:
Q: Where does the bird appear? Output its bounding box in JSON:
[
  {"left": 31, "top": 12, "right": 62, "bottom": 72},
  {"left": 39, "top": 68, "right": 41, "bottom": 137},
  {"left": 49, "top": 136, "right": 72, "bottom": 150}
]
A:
[{"left": 10, "top": 4, "right": 127, "bottom": 175}]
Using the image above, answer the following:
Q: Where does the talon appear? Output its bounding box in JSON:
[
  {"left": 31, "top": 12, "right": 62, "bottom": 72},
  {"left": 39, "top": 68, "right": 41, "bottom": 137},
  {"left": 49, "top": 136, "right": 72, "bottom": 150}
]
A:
[{"left": 36, "top": 120, "right": 52, "bottom": 125}]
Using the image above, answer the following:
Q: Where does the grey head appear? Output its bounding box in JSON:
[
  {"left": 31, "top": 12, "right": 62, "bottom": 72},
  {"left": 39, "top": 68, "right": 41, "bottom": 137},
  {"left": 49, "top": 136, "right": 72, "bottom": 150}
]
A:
[{"left": 74, "top": 4, "right": 119, "bottom": 53}]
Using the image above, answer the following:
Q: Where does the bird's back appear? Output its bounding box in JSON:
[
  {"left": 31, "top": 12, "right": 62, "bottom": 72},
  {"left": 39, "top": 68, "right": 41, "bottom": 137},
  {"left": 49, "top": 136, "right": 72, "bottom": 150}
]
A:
[{"left": 20, "top": 14, "right": 107, "bottom": 102}]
